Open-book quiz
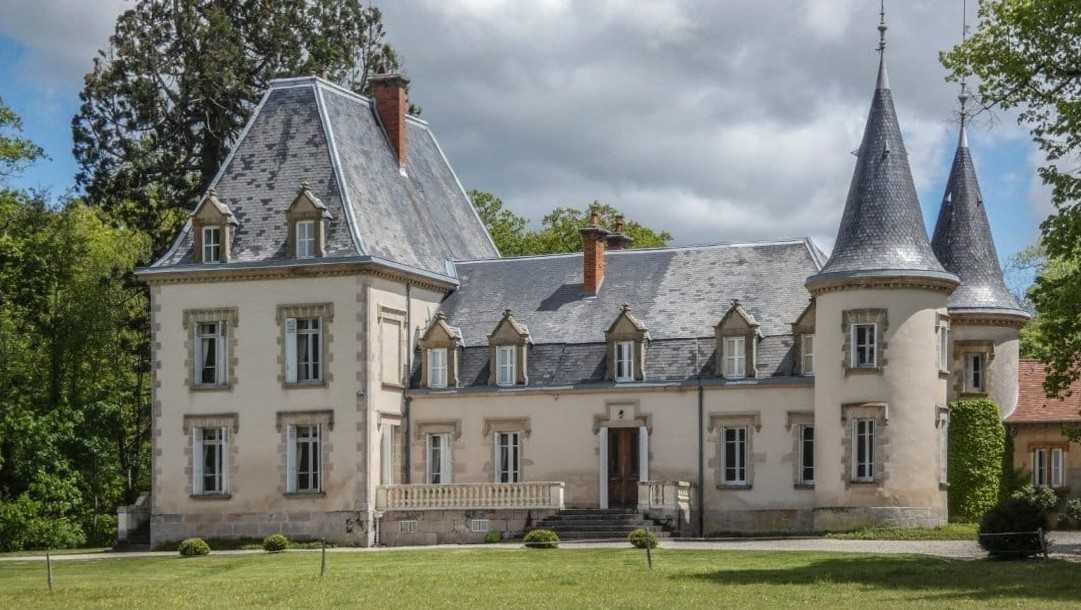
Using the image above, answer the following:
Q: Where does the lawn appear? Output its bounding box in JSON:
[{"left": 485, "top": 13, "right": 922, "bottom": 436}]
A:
[
  {"left": 1, "top": 548, "right": 1079, "bottom": 609},
  {"left": 826, "top": 522, "right": 979, "bottom": 541}
]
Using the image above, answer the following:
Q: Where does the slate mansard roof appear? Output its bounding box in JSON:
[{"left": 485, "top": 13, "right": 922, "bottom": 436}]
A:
[
  {"left": 150, "top": 77, "right": 498, "bottom": 276},
  {"left": 428, "top": 240, "right": 824, "bottom": 388}
]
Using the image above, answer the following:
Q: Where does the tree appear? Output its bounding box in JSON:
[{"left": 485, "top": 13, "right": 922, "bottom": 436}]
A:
[
  {"left": 0, "top": 97, "right": 43, "bottom": 180},
  {"left": 470, "top": 191, "right": 672, "bottom": 256},
  {"left": 942, "top": 0, "right": 1081, "bottom": 397},
  {"left": 73, "top": 0, "right": 411, "bottom": 255}
]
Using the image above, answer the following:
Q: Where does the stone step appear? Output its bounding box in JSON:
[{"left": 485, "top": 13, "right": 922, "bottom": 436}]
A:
[
  {"left": 536, "top": 521, "right": 655, "bottom": 530},
  {"left": 542, "top": 513, "right": 649, "bottom": 521},
  {"left": 550, "top": 531, "right": 672, "bottom": 541}
]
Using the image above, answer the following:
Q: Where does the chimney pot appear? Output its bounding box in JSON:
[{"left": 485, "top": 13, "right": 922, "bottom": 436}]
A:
[
  {"left": 370, "top": 73, "right": 410, "bottom": 167},
  {"left": 605, "top": 215, "right": 633, "bottom": 251}
]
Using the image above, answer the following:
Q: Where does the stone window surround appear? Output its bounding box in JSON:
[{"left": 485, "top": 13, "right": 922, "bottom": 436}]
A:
[
  {"left": 842, "top": 309, "right": 889, "bottom": 375},
  {"left": 953, "top": 340, "right": 994, "bottom": 398},
  {"left": 276, "top": 303, "right": 335, "bottom": 389},
  {"left": 285, "top": 188, "right": 330, "bottom": 258},
  {"left": 182, "top": 413, "right": 239, "bottom": 500},
  {"left": 190, "top": 191, "right": 237, "bottom": 264},
  {"left": 840, "top": 402, "right": 889, "bottom": 488},
  {"left": 709, "top": 412, "right": 761, "bottom": 490},
  {"left": 786, "top": 411, "right": 815, "bottom": 488},
  {"left": 487, "top": 311, "right": 530, "bottom": 386},
  {"left": 936, "top": 314, "right": 951, "bottom": 378},
  {"left": 483, "top": 417, "right": 531, "bottom": 482},
  {"left": 182, "top": 308, "right": 239, "bottom": 391},
  {"left": 276, "top": 410, "right": 334, "bottom": 497},
  {"left": 605, "top": 306, "right": 649, "bottom": 382},
  {"left": 715, "top": 302, "right": 760, "bottom": 379},
  {"left": 414, "top": 420, "right": 462, "bottom": 483},
  {"left": 379, "top": 307, "right": 407, "bottom": 389},
  {"left": 418, "top": 313, "right": 463, "bottom": 389}
]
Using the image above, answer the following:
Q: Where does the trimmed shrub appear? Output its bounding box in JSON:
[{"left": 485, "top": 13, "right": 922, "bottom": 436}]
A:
[
  {"left": 262, "top": 534, "right": 289, "bottom": 552},
  {"left": 523, "top": 529, "right": 559, "bottom": 549},
  {"left": 178, "top": 538, "right": 210, "bottom": 557},
  {"left": 979, "top": 485, "right": 1057, "bottom": 559},
  {"left": 627, "top": 528, "right": 658, "bottom": 549},
  {"left": 484, "top": 530, "right": 503, "bottom": 544},
  {"left": 948, "top": 399, "right": 1006, "bottom": 522}
]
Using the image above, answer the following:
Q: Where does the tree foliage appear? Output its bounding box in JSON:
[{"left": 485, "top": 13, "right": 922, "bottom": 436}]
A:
[
  {"left": 470, "top": 191, "right": 672, "bottom": 256},
  {"left": 73, "top": 0, "right": 410, "bottom": 255},
  {"left": 942, "top": 0, "right": 1081, "bottom": 397},
  {"left": 0, "top": 98, "right": 44, "bottom": 179},
  {"left": 948, "top": 399, "right": 1006, "bottom": 523}
]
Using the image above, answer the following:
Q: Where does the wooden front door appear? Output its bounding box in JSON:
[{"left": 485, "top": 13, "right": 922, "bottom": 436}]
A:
[{"left": 607, "top": 428, "right": 639, "bottom": 508}]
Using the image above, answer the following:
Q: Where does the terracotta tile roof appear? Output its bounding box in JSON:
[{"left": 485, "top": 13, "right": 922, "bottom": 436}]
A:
[{"left": 1007, "top": 360, "right": 1081, "bottom": 423}]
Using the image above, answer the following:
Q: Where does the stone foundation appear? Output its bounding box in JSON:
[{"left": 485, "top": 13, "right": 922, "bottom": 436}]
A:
[
  {"left": 379, "top": 509, "right": 559, "bottom": 546},
  {"left": 150, "top": 510, "right": 372, "bottom": 548},
  {"left": 703, "top": 508, "right": 814, "bottom": 535},
  {"left": 813, "top": 506, "right": 946, "bottom": 532}
]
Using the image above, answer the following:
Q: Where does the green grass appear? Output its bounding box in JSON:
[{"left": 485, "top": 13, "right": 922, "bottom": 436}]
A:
[
  {"left": 827, "top": 523, "right": 979, "bottom": 541},
  {"left": 0, "top": 548, "right": 108, "bottom": 558},
  {"left": 2, "top": 548, "right": 1079, "bottom": 609},
  {"left": 154, "top": 537, "right": 332, "bottom": 552}
]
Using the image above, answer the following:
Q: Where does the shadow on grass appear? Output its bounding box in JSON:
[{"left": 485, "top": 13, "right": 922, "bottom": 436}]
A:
[{"left": 677, "top": 554, "right": 1081, "bottom": 604}]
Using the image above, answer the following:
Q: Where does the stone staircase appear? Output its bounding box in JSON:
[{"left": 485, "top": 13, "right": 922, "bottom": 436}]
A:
[{"left": 532, "top": 508, "right": 673, "bottom": 541}]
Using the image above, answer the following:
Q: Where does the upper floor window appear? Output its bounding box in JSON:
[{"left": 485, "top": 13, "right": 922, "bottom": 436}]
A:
[
  {"left": 801, "top": 334, "right": 814, "bottom": 376},
  {"left": 965, "top": 352, "right": 985, "bottom": 393},
  {"left": 853, "top": 418, "right": 875, "bottom": 482},
  {"left": 202, "top": 226, "right": 222, "bottom": 263},
  {"left": 194, "top": 321, "right": 227, "bottom": 386},
  {"left": 937, "top": 319, "right": 950, "bottom": 373},
  {"left": 296, "top": 220, "right": 316, "bottom": 258},
  {"left": 799, "top": 425, "right": 815, "bottom": 485},
  {"left": 192, "top": 426, "right": 228, "bottom": 495},
  {"left": 495, "top": 431, "right": 521, "bottom": 483},
  {"left": 723, "top": 336, "right": 746, "bottom": 379},
  {"left": 851, "top": 323, "right": 877, "bottom": 368},
  {"left": 287, "top": 424, "right": 321, "bottom": 493},
  {"left": 428, "top": 348, "right": 448, "bottom": 388},
  {"left": 615, "top": 341, "right": 635, "bottom": 382},
  {"left": 722, "top": 426, "right": 748, "bottom": 486},
  {"left": 496, "top": 345, "right": 516, "bottom": 387},
  {"left": 285, "top": 317, "right": 322, "bottom": 384}
]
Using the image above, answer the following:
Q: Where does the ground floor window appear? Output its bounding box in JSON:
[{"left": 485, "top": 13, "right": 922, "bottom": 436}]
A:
[
  {"left": 1032, "top": 447, "right": 1065, "bottom": 488},
  {"left": 495, "top": 431, "right": 521, "bottom": 483},
  {"left": 853, "top": 418, "right": 875, "bottom": 482},
  {"left": 799, "top": 425, "right": 814, "bottom": 485},
  {"left": 193, "top": 426, "right": 228, "bottom": 495},
  {"left": 287, "top": 424, "right": 321, "bottom": 493},
  {"left": 722, "top": 426, "right": 748, "bottom": 486},
  {"left": 381, "top": 424, "right": 399, "bottom": 485},
  {"left": 427, "top": 433, "right": 451, "bottom": 484}
]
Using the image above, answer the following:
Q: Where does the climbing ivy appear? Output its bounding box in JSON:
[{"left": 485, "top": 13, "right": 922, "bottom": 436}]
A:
[{"left": 948, "top": 399, "right": 1007, "bottom": 522}]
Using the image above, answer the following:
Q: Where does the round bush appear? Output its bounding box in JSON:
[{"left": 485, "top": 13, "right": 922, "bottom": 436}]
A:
[
  {"left": 979, "top": 485, "right": 1057, "bottom": 559},
  {"left": 627, "top": 528, "right": 658, "bottom": 549},
  {"left": 262, "top": 534, "right": 289, "bottom": 552},
  {"left": 523, "top": 529, "right": 559, "bottom": 549},
  {"left": 484, "top": 530, "right": 503, "bottom": 544},
  {"left": 948, "top": 399, "right": 1006, "bottom": 522},
  {"left": 178, "top": 538, "right": 210, "bottom": 557}
]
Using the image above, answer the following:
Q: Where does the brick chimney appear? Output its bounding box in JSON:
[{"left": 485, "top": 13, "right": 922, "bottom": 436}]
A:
[
  {"left": 579, "top": 208, "right": 610, "bottom": 295},
  {"left": 370, "top": 73, "right": 410, "bottom": 167},
  {"left": 605, "top": 216, "right": 633, "bottom": 251}
]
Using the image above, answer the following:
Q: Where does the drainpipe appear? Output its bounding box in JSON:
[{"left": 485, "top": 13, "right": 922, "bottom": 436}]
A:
[
  {"left": 404, "top": 283, "right": 412, "bottom": 483},
  {"left": 697, "top": 377, "right": 705, "bottom": 537}
]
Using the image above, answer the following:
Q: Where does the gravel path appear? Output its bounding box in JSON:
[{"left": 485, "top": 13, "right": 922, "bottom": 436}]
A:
[{"left": 4, "top": 532, "right": 1080, "bottom": 563}]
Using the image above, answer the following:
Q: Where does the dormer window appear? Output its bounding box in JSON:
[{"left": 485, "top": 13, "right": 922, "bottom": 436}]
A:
[
  {"left": 605, "top": 304, "right": 649, "bottom": 383},
  {"left": 287, "top": 182, "right": 332, "bottom": 259},
  {"left": 801, "top": 334, "right": 815, "bottom": 376},
  {"left": 715, "top": 300, "right": 759, "bottom": 380},
  {"left": 428, "top": 348, "right": 448, "bottom": 388},
  {"left": 296, "top": 220, "right": 316, "bottom": 258},
  {"left": 488, "top": 309, "right": 530, "bottom": 387},
  {"left": 191, "top": 189, "right": 237, "bottom": 264},
  {"left": 496, "top": 345, "right": 516, "bottom": 386},
  {"left": 202, "top": 226, "right": 222, "bottom": 263},
  {"left": 419, "top": 312, "right": 462, "bottom": 390},
  {"left": 723, "top": 336, "right": 746, "bottom": 379},
  {"left": 615, "top": 341, "right": 634, "bottom": 382}
]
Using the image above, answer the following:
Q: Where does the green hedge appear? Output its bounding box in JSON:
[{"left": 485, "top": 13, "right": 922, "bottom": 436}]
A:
[
  {"left": 523, "top": 529, "right": 559, "bottom": 549},
  {"left": 178, "top": 538, "right": 210, "bottom": 557},
  {"left": 948, "top": 399, "right": 1006, "bottom": 522}
]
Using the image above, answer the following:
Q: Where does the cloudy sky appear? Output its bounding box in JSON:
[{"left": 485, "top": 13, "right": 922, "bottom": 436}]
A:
[{"left": 0, "top": 0, "right": 1048, "bottom": 267}]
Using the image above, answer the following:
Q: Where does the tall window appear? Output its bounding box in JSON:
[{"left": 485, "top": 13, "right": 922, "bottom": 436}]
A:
[
  {"left": 427, "top": 433, "right": 451, "bottom": 484},
  {"left": 615, "top": 341, "right": 634, "bottom": 382},
  {"left": 937, "top": 320, "right": 950, "bottom": 372},
  {"left": 801, "top": 334, "right": 814, "bottom": 376},
  {"left": 799, "top": 425, "right": 815, "bottom": 485},
  {"left": 496, "top": 345, "right": 516, "bottom": 386},
  {"left": 428, "top": 348, "right": 448, "bottom": 388},
  {"left": 202, "top": 226, "right": 222, "bottom": 263},
  {"left": 851, "top": 323, "right": 876, "bottom": 368},
  {"left": 495, "top": 431, "right": 520, "bottom": 483},
  {"left": 285, "top": 318, "right": 322, "bottom": 383},
  {"left": 194, "top": 321, "right": 226, "bottom": 385},
  {"left": 724, "top": 336, "right": 746, "bottom": 379},
  {"left": 1032, "top": 447, "right": 1065, "bottom": 488},
  {"left": 287, "top": 424, "right": 321, "bottom": 493},
  {"left": 193, "top": 427, "right": 228, "bottom": 495},
  {"left": 853, "top": 419, "right": 875, "bottom": 482},
  {"left": 965, "top": 353, "right": 985, "bottom": 393},
  {"left": 722, "top": 427, "right": 747, "bottom": 485},
  {"left": 296, "top": 220, "right": 316, "bottom": 258}
]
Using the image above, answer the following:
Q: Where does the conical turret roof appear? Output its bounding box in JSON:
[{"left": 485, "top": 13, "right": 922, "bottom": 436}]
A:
[
  {"left": 931, "top": 125, "right": 1029, "bottom": 318},
  {"left": 808, "top": 40, "right": 957, "bottom": 290}
]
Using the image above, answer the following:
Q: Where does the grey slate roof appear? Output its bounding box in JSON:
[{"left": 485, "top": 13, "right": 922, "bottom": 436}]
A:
[
  {"left": 441, "top": 240, "right": 822, "bottom": 348},
  {"left": 931, "top": 127, "right": 1029, "bottom": 317},
  {"left": 152, "top": 77, "right": 498, "bottom": 275},
  {"left": 808, "top": 54, "right": 957, "bottom": 287}
]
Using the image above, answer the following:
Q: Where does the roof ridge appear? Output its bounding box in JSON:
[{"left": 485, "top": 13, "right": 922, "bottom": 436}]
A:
[{"left": 452, "top": 238, "right": 814, "bottom": 264}]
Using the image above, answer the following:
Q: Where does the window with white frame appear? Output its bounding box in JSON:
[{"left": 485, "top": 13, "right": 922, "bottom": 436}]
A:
[
  {"left": 494, "top": 431, "right": 521, "bottom": 483},
  {"left": 296, "top": 220, "right": 316, "bottom": 258},
  {"left": 428, "top": 348, "right": 448, "bottom": 388},
  {"left": 194, "top": 321, "right": 227, "bottom": 385},
  {"left": 427, "top": 433, "right": 451, "bottom": 484},
  {"left": 724, "top": 336, "right": 746, "bottom": 379},
  {"left": 1032, "top": 447, "right": 1065, "bottom": 488},
  {"left": 192, "top": 426, "right": 228, "bottom": 495},
  {"left": 799, "top": 425, "right": 815, "bottom": 485},
  {"left": 380, "top": 424, "right": 398, "bottom": 485},
  {"left": 285, "top": 318, "right": 322, "bottom": 384},
  {"left": 286, "top": 424, "right": 321, "bottom": 493},
  {"left": 722, "top": 426, "right": 748, "bottom": 485},
  {"left": 851, "top": 323, "right": 877, "bottom": 368},
  {"left": 853, "top": 418, "right": 875, "bottom": 482},
  {"left": 801, "top": 334, "right": 814, "bottom": 376},
  {"left": 615, "top": 341, "right": 634, "bottom": 382},
  {"left": 936, "top": 320, "right": 950, "bottom": 372},
  {"left": 202, "top": 225, "right": 222, "bottom": 263},
  {"left": 496, "top": 345, "right": 516, "bottom": 386},
  {"left": 964, "top": 352, "right": 985, "bottom": 393}
]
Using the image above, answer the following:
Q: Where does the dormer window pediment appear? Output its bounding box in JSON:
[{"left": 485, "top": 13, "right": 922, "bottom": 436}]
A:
[
  {"left": 488, "top": 310, "right": 530, "bottom": 387},
  {"left": 191, "top": 189, "right": 238, "bottom": 264},
  {"left": 715, "top": 300, "right": 761, "bottom": 379},
  {"left": 287, "top": 183, "right": 333, "bottom": 259},
  {"left": 605, "top": 304, "right": 649, "bottom": 383}
]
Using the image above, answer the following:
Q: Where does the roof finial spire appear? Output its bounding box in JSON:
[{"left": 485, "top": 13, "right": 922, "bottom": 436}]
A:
[
  {"left": 876, "top": 0, "right": 890, "bottom": 90},
  {"left": 958, "top": 0, "right": 970, "bottom": 148}
]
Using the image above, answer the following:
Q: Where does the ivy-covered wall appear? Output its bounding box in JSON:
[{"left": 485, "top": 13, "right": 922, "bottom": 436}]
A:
[{"left": 948, "top": 399, "right": 1006, "bottom": 522}]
